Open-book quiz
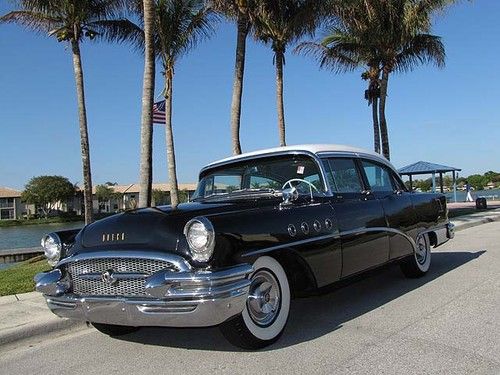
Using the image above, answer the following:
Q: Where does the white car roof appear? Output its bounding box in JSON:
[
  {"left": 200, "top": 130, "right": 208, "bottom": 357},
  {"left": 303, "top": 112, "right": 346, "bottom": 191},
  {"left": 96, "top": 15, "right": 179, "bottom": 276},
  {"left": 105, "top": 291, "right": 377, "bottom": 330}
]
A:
[{"left": 204, "top": 144, "right": 390, "bottom": 170}]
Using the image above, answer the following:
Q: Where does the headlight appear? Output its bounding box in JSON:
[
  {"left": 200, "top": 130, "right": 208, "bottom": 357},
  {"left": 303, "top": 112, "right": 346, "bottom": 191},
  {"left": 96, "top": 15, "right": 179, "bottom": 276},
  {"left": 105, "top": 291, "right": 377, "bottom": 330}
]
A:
[
  {"left": 183, "top": 216, "right": 215, "bottom": 262},
  {"left": 41, "top": 233, "right": 62, "bottom": 266}
]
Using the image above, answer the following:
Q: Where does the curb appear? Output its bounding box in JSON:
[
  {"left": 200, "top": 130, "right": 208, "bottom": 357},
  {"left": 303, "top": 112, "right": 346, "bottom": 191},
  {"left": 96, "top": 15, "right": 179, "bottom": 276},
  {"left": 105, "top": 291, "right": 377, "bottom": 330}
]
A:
[
  {"left": 0, "top": 318, "right": 87, "bottom": 347},
  {"left": 452, "top": 214, "right": 500, "bottom": 232}
]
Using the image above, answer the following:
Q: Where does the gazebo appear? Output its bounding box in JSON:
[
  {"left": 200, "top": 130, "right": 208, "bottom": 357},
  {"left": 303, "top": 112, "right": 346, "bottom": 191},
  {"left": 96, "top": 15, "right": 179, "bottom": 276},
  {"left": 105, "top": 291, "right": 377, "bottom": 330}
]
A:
[{"left": 398, "top": 161, "right": 461, "bottom": 202}]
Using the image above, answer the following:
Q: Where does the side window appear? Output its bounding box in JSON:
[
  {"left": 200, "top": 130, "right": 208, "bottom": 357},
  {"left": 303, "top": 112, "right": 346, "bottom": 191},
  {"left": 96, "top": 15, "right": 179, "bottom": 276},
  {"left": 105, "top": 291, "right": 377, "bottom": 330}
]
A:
[
  {"left": 391, "top": 172, "right": 406, "bottom": 191},
  {"left": 326, "top": 158, "right": 363, "bottom": 193},
  {"left": 361, "top": 160, "right": 394, "bottom": 192}
]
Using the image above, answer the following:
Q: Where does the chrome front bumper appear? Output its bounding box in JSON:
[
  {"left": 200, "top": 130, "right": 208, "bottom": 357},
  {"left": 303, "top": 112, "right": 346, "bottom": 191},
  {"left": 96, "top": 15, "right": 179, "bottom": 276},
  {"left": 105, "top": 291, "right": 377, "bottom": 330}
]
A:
[{"left": 35, "top": 262, "right": 253, "bottom": 328}]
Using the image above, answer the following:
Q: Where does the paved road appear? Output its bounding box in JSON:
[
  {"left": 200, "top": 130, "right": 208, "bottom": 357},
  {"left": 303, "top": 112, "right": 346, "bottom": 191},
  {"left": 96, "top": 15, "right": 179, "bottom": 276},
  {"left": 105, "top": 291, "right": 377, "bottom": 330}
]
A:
[{"left": 1, "top": 222, "right": 499, "bottom": 374}]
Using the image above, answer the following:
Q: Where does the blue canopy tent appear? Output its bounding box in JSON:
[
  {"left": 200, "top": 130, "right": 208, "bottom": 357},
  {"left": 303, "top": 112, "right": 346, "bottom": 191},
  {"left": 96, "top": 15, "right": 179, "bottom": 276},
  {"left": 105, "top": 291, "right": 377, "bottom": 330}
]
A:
[{"left": 398, "top": 161, "right": 461, "bottom": 202}]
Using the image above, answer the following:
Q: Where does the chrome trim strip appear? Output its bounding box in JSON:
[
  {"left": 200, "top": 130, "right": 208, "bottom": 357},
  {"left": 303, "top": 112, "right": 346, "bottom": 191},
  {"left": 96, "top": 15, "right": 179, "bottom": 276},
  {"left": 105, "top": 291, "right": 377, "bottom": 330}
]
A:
[
  {"left": 56, "top": 251, "right": 192, "bottom": 272},
  {"left": 199, "top": 150, "right": 333, "bottom": 196},
  {"left": 243, "top": 232, "right": 341, "bottom": 257},
  {"left": 243, "top": 226, "right": 418, "bottom": 257},
  {"left": 78, "top": 272, "right": 150, "bottom": 280},
  {"left": 144, "top": 264, "right": 253, "bottom": 299}
]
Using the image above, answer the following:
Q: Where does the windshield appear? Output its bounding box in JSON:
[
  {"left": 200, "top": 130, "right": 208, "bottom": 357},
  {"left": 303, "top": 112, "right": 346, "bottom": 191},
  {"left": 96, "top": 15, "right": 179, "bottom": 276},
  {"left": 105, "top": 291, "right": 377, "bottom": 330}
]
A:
[{"left": 193, "top": 155, "right": 325, "bottom": 201}]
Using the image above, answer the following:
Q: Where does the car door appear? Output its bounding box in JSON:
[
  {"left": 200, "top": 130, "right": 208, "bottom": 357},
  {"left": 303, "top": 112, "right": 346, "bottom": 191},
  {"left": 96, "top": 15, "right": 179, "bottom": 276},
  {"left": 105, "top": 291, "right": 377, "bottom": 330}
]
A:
[
  {"left": 323, "top": 157, "right": 390, "bottom": 277},
  {"left": 359, "top": 159, "right": 417, "bottom": 259}
]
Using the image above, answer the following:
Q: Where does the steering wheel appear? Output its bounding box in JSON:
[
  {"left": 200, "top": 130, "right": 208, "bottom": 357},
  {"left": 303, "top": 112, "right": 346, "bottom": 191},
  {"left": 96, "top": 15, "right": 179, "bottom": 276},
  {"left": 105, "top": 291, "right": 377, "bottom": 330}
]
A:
[{"left": 282, "top": 178, "right": 320, "bottom": 194}]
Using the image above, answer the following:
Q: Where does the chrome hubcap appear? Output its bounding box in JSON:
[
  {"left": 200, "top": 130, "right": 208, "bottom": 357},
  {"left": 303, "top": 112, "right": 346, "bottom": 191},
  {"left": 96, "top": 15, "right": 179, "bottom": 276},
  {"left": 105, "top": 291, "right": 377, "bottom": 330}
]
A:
[
  {"left": 247, "top": 270, "right": 281, "bottom": 327},
  {"left": 415, "top": 236, "right": 428, "bottom": 265}
]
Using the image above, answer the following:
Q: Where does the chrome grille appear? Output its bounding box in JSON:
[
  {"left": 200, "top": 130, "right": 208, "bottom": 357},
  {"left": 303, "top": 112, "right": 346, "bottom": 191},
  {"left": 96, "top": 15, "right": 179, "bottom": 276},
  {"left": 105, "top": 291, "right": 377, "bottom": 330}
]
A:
[{"left": 65, "top": 258, "right": 179, "bottom": 297}]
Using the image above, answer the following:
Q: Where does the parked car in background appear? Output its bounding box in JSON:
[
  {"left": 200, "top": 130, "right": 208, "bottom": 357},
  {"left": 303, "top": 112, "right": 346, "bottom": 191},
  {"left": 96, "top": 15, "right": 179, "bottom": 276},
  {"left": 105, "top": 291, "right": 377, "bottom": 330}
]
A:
[{"left": 35, "top": 145, "right": 454, "bottom": 349}]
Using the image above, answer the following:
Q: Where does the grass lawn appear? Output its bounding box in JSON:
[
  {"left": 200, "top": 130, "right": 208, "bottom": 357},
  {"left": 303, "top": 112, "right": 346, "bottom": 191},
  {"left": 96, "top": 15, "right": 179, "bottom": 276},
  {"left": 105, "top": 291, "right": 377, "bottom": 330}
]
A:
[
  {"left": 0, "top": 256, "right": 50, "bottom": 296},
  {"left": 0, "top": 216, "right": 83, "bottom": 227}
]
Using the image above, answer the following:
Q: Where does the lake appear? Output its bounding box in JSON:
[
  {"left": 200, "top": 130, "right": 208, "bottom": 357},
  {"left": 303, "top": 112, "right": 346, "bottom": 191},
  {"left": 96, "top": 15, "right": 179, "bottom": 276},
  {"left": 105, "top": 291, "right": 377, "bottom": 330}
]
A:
[
  {"left": 0, "top": 222, "right": 84, "bottom": 252},
  {"left": 444, "top": 188, "right": 500, "bottom": 202}
]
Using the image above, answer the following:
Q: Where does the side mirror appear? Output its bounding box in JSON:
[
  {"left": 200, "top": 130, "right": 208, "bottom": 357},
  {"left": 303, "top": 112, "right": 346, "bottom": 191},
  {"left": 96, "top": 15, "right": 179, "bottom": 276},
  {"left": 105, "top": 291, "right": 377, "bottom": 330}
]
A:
[{"left": 282, "top": 187, "right": 299, "bottom": 204}]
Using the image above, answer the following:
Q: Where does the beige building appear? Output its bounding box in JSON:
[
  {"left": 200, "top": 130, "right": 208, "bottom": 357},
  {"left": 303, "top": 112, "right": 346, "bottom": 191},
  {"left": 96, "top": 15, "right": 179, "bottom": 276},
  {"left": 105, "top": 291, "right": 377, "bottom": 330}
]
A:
[
  {"left": 0, "top": 187, "right": 24, "bottom": 220},
  {"left": 0, "top": 182, "right": 197, "bottom": 220},
  {"left": 93, "top": 183, "right": 197, "bottom": 213}
]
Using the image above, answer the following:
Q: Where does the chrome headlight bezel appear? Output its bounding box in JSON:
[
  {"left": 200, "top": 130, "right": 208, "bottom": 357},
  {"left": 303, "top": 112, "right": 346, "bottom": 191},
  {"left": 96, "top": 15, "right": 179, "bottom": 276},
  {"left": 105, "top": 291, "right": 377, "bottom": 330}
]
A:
[
  {"left": 41, "top": 232, "right": 62, "bottom": 267},
  {"left": 183, "top": 216, "right": 215, "bottom": 262}
]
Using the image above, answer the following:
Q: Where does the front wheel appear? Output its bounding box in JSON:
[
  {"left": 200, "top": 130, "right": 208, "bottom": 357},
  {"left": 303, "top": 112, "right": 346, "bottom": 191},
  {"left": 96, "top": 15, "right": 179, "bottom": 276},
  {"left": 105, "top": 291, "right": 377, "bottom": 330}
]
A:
[
  {"left": 400, "top": 233, "right": 431, "bottom": 278},
  {"left": 220, "top": 256, "right": 290, "bottom": 349}
]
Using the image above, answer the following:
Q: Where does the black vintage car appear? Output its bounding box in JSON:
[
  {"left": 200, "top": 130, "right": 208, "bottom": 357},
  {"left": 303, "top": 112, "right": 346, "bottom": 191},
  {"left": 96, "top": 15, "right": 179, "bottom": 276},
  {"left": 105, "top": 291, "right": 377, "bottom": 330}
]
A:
[{"left": 35, "top": 145, "right": 454, "bottom": 349}]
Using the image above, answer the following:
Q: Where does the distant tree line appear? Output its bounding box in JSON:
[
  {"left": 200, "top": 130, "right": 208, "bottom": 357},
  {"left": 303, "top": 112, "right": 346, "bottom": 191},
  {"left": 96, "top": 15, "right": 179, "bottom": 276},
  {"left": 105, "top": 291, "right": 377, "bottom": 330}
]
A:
[{"left": 406, "top": 171, "right": 500, "bottom": 192}]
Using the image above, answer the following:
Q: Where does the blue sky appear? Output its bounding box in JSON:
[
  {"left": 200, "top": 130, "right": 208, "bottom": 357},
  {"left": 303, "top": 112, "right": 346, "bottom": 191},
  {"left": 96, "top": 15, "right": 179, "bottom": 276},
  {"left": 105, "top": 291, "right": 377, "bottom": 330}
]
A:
[{"left": 1, "top": 1, "right": 499, "bottom": 190}]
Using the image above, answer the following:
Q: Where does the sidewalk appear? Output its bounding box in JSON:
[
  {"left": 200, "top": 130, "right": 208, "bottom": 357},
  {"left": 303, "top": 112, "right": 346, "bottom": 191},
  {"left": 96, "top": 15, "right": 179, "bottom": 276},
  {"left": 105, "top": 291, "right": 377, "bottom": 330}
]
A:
[
  {"left": 1, "top": 208, "right": 500, "bottom": 347},
  {"left": 0, "top": 292, "right": 86, "bottom": 346},
  {"left": 451, "top": 208, "right": 500, "bottom": 231}
]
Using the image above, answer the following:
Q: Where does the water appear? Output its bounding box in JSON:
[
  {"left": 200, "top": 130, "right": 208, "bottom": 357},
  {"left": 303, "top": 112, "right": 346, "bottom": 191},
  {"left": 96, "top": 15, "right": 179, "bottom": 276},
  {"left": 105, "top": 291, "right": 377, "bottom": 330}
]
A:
[
  {"left": 444, "top": 189, "right": 500, "bottom": 202},
  {"left": 0, "top": 222, "right": 84, "bottom": 252}
]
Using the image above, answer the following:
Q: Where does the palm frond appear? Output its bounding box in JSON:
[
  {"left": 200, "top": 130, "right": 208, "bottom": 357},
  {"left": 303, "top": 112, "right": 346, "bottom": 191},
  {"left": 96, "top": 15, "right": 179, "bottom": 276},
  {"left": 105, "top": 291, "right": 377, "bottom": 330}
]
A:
[
  {"left": 0, "top": 10, "right": 61, "bottom": 34},
  {"left": 2, "top": 0, "right": 138, "bottom": 44},
  {"left": 151, "top": 0, "right": 217, "bottom": 65},
  {"left": 252, "top": 0, "right": 322, "bottom": 53},
  {"left": 394, "top": 33, "right": 445, "bottom": 73},
  {"left": 89, "top": 19, "right": 143, "bottom": 49},
  {"left": 295, "top": 41, "right": 359, "bottom": 73}
]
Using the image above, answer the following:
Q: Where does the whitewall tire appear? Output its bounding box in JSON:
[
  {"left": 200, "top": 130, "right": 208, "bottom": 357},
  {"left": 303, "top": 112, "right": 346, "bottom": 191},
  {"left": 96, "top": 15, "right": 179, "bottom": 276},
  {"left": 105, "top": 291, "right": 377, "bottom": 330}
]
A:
[
  {"left": 220, "top": 256, "right": 290, "bottom": 349},
  {"left": 400, "top": 233, "right": 431, "bottom": 278}
]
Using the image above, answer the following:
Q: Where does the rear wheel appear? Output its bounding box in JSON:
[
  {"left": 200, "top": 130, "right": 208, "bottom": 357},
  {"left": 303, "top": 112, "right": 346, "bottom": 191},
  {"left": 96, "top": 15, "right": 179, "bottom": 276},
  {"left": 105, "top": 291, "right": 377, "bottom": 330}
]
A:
[
  {"left": 92, "top": 323, "right": 139, "bottom": 337},
  {"left": 400, "top": 233, "right": 431, "bottom": 278},
  {"left": 220, "top": 256, "right": 290, "bottom": 349}
]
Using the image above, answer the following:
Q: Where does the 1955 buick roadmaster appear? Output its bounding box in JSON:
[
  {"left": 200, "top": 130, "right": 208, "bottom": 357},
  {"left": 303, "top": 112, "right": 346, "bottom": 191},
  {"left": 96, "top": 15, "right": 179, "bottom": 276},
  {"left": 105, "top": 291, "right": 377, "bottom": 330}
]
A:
[{"left": 35, "top": 145, "right": 454, "bottom": 349}]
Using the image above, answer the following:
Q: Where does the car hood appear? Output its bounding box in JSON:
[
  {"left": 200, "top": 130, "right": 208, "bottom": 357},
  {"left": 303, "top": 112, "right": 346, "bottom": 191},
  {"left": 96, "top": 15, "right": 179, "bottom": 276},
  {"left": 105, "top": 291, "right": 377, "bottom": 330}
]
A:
[{"left": 67, "top": 201, "right": 264, "bottom": 259}]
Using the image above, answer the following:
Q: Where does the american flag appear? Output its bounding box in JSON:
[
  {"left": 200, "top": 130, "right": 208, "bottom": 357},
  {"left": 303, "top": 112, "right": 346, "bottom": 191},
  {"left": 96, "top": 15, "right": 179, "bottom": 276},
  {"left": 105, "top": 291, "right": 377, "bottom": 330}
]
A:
[{"left": 153, "top": 100, "right": 166, "bottom": 124}]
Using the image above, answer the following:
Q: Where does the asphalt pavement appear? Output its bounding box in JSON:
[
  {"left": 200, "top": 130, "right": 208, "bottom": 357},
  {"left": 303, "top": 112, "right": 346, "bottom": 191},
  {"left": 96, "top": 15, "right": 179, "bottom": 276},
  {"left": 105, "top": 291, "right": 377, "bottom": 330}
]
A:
[{"left": 0, "top": 221, "right": 499, "bottom": 374}]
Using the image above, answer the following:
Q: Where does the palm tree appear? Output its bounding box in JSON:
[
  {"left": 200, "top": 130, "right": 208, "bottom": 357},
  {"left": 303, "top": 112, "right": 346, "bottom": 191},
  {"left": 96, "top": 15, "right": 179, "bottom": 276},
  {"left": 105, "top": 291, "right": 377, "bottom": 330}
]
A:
[
  {"left": 297, "top": 0, "right": 449, "bottom": 160},
  {"left": 210, "top": 1, "right": 257, "bottom": 155},
  {"left": 151, "top": 0, "right": 215, "bottom": 208},
  {"left": 1, "top": 0, "right": 138, "bottom": 224},
  {"left": 138, "top": 0, "right": 156, "bottom": 208},
  {"left": 297, "top": 28, "right": 384, "bottom": 153},
  {"left": 374, "top": 1, "right": 447, "bottom": 160},
  {"left": 252, "top": 0, "right": 320, "bottom": 147}
]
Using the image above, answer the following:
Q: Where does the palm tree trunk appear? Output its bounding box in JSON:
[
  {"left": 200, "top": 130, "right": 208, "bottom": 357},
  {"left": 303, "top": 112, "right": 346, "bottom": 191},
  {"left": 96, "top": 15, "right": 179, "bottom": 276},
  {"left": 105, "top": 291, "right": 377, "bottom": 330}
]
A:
[
  {"left": 230, "top": 13, "right": 249, "bottom": 155},
  {"left": 275, "top": 50, "right": 286, "bottom": 147},
  {"left": 138, "top": 0, "right": 156, "bottom": 208},
  {"left": 372, "top": 95, "right": 380, "bottom": 154},
  {"left": 71, "top": 40, "right": 93, "bottom": 225},
  {"left": 164, "top": 65, "right": 180, "bottom": 208},
  {"left": 379, "top": 69, "right": 390, "bottom": 160}
]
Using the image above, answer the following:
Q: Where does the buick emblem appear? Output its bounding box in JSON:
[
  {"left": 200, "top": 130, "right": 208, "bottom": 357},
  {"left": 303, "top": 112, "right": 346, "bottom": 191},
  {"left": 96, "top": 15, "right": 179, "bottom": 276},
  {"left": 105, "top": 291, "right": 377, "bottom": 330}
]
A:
[{"left": 101, "top": 269, "right": 118, "bottom": 286}]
